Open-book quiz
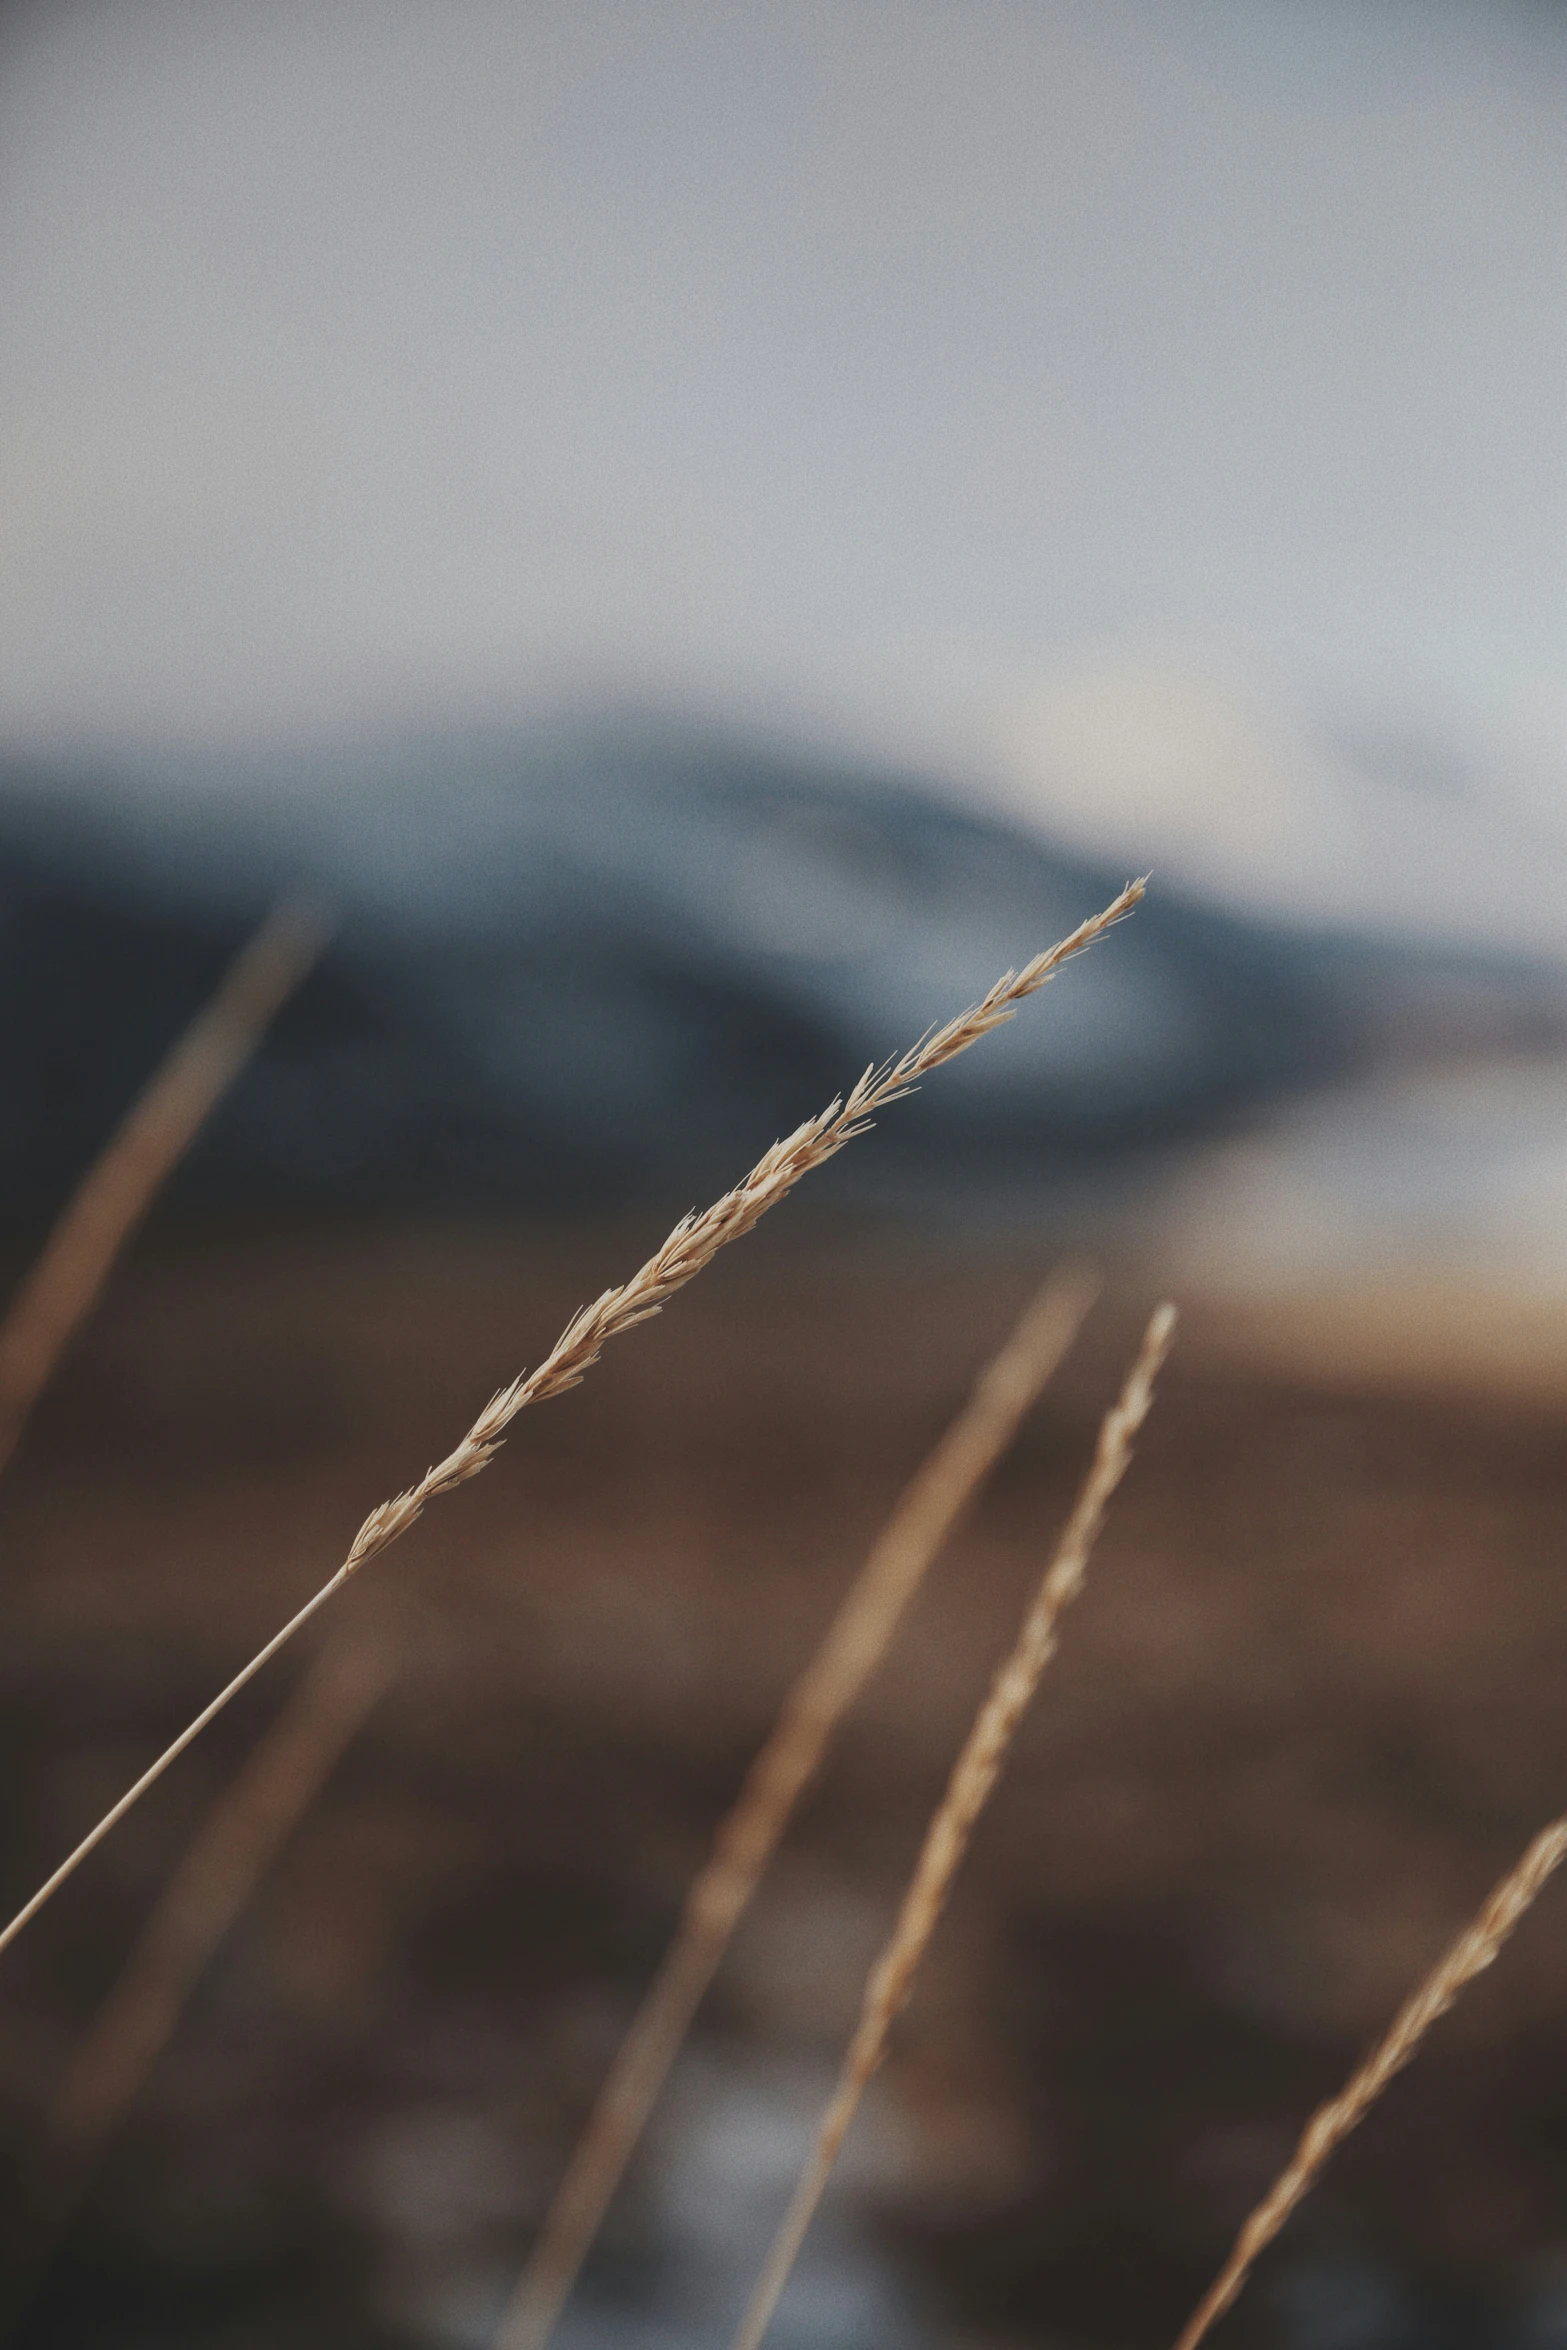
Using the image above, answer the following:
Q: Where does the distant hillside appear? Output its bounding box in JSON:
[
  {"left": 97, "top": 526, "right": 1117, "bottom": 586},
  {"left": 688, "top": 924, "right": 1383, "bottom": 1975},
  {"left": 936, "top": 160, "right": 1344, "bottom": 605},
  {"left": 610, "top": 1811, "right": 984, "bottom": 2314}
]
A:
[{"left": 0, "top": 724, "right": 1560, "bottom": 1217}]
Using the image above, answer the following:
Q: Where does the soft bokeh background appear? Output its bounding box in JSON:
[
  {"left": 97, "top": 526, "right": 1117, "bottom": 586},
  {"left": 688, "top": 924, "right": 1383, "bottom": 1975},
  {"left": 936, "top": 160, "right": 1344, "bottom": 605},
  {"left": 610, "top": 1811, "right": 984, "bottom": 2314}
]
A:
[{"left": 4, "top": 4, "right": 1567, "bottom": 2345}]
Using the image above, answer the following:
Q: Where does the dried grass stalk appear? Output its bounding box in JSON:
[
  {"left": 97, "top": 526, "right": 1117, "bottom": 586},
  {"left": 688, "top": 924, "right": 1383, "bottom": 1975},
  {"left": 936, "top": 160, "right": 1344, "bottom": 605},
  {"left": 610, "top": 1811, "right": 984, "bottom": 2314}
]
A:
[
  {"left": 1172, "top": 1815, "right": 1567, "bottom": 2350},
  {"left": 0, "top": 897, "right": 328, "bottom": 1478},
  {"left": 495, "top": 1262, "right": 1101, "bottom": 2350},
  {"left": 729, "top": 1301, "right": 1177, "bottom": 2350},
  {"left": 0, "top": 880, "right": 1142, "bottom": 1963},
  {"left": 25, "top": 1632, "right": 395, "bottom": 2286}
]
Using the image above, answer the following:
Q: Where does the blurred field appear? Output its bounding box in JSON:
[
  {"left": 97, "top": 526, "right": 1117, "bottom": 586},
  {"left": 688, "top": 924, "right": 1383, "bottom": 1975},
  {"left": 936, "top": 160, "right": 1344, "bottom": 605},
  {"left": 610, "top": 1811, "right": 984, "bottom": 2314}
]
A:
[{"left": 1, "top": 1217, "right": 1566, "bottom": 2348}]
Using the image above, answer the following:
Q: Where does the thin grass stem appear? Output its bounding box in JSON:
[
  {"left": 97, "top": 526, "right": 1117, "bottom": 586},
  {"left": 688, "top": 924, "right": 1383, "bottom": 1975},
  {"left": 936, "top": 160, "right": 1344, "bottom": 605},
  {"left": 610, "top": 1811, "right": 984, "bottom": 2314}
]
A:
[
  {"left": 0, "top": 898, "right": 328, "bottom": 1479},
  {"left": 1171, "top": 1815, "right": 1567, "bottom": 2350},
  {"left": 729, "top": 1301, "right": 1177, "bottom": 2350}
]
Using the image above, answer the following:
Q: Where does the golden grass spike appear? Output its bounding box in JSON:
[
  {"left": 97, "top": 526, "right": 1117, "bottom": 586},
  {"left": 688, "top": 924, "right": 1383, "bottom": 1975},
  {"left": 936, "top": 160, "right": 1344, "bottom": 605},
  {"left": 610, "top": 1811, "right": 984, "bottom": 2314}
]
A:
[
  {"left": 1171, "top": 1815, "right": 1567, "bottom": 2350},
  {"left": 0, "top": 881, "right": 1142, "bottom": 1965},
  {"left": 494, "top": 1263, "right": 1100, "bottom": 2350},
  {"left": 0, "top": 897, "right": 329, "bottom": 1478},
  {"left": 729, "top": 1301, "right": 1177, "bottom": 2350},
  {"left": 13, "top": 1630, "right": 394, "bottom": 2324}
]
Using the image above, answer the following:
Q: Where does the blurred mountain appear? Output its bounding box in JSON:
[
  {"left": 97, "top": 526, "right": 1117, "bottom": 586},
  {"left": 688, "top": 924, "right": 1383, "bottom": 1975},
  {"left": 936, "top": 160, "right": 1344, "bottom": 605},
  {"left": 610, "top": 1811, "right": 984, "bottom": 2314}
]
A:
[{"left": 0, "top": 723, "right": 1561, "bottom": 1218}]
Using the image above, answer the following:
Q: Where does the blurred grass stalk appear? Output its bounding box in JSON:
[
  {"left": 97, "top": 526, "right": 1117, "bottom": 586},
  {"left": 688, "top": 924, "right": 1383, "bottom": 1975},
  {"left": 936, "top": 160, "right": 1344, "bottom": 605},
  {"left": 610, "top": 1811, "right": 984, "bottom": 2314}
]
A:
[
  {"left": 14, "top": 1631, "right": 397, "bottom": 2323},
  {"left": 1172, "top": 1813, "right": 1567, "bottom": 2350},
  {"left": 0, "top": 897, "right": 329, "bottom": 1478},
  {"left": 495, "top": 1261, "right": 1100, "bottom": 2350},
  {"left": 729, "top": 1302, "right": 1177, "bottom": 2350}
]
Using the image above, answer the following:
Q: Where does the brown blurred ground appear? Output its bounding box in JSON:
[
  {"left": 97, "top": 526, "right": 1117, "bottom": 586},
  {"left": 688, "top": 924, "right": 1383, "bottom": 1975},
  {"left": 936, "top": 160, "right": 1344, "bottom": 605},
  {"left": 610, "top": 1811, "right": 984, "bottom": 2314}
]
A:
[{"left": 0, "top": 1217, "right": 1565, "bottom": 2347}]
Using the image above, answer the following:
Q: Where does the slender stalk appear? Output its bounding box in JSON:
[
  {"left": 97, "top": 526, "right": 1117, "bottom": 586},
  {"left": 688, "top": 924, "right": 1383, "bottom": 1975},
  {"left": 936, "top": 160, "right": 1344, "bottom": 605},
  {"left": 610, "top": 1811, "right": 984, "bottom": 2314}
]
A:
[
  {"left": 1171, "top": 1815, "right": 1567, "bottom": 2350},
  {"left": 495, "top": 1262, "right": 1100, "bottom": 2350},
  {"left": 0, "top": 880, "right": 1142, "bottom": 1965},
  {"left": 0, "top": 898, "right": 328, "bottom": 1478},
  {"left": 0, "top": 1573, "right": 353, "bottom": 1958},
  {"left": 14, "top": 1633, "right": 395, "bottom": 2315},
  {"left": 729, "top": 1302, "right": 1177, "bottom": 2350}
]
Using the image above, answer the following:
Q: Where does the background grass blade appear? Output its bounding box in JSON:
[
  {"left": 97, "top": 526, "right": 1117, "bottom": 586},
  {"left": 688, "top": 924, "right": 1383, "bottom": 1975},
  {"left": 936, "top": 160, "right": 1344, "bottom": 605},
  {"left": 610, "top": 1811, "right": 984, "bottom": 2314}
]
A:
[
  {"left": 0, "top": 896, "right": 329, "bottom": 1478},
  {"left": 494, "top": 1262, "right": 1100, "bottom": 2350},
  {"left": 728, "top": 1301, "right": 1177, "bottom": 2350},
  {"left": 9, "top": 1632, "right": 396, "bottom": 2331},
  {"left": 1171, "top": 1815, "right": 1567, "bottom": 2350}
]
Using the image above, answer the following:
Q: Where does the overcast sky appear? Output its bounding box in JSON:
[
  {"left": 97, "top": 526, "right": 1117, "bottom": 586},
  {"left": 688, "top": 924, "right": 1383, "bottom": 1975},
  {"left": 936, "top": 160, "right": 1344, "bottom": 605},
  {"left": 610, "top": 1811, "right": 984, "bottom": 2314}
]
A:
[{"left": 3, "top": 0, "right": 1567, "bottom": 812}]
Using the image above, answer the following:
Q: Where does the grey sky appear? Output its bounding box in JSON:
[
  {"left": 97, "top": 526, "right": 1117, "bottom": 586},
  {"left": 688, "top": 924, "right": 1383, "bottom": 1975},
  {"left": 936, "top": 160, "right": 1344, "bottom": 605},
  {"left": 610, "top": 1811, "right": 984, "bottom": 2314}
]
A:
[{"left": 3, "top": 0, "right": 1567, "bottom": 800}]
